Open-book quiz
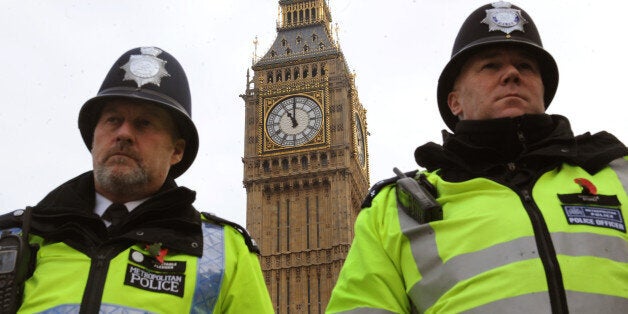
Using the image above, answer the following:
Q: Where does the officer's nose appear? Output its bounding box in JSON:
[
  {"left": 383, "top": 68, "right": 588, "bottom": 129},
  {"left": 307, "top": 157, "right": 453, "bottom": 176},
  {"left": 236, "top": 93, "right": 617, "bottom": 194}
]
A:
[
  {"left": 115, "top": 121, "right": 135, "bottom": 144},
  {"left": 501, "top": 64, "right": 521, "bottom": 85}
]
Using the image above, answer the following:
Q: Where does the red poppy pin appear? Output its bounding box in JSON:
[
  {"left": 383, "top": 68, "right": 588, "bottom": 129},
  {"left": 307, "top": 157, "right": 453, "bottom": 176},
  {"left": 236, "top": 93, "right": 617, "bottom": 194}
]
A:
[{"left": 146, "top": 242, "right": 168, "bottom": 264}]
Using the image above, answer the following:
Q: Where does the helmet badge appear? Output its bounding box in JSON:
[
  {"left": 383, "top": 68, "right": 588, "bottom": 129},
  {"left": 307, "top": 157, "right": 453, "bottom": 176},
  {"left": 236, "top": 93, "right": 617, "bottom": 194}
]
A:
[
  {"left": 481, "top": 1, "right": 528, "bottom": 34},
  {"left": 120, "top": 47, "right": 171, "bottom": 88}
]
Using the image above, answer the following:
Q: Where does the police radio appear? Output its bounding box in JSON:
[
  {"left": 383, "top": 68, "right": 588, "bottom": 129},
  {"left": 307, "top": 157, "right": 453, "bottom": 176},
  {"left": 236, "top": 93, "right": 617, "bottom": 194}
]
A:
[
  {"left": 0, "top": 234, "right": 26, "bottom": 312},
  {"left": 0, "top": 208, "right": 35, "bottom": 313},
  {"left": 394, "top": 168, "right": 443, "bottom": 224}
]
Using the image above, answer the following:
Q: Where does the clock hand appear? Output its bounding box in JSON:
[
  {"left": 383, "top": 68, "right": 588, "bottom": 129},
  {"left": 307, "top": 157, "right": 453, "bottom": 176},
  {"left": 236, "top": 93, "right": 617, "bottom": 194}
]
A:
[
  {"left": 286, "top": 110, "right": 298, "bottom": 128},
  {"left": 283, "top": 102, "right": 297, "bottom": 127},
  {"left": 291, "top": 98, "right": 298, "bottom": 127}
]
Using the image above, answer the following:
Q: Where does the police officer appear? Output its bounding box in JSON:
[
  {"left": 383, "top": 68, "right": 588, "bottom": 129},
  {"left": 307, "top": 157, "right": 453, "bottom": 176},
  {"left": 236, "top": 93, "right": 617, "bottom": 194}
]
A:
[
  {"left": 0, "top": 47, "right": 273, "bottom": 313},
  {"left": 327, "top": 2, "right": 628, "bottom": 313}
]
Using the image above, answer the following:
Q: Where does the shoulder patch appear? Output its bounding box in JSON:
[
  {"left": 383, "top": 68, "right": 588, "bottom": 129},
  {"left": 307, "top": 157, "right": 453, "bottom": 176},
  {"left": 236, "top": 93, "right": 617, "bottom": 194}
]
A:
[
  {"left": 361, "top": 169, "right": 419, "bottom": 209},
  {"left": 201, "top": 212, "right": 260, "bottom": 254}
]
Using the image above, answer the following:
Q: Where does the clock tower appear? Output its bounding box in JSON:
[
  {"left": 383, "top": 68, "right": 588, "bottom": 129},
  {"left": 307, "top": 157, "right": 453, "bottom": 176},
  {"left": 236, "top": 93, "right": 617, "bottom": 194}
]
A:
[{"left": 241, "top": 0, "right": 370, "bottom": 312}]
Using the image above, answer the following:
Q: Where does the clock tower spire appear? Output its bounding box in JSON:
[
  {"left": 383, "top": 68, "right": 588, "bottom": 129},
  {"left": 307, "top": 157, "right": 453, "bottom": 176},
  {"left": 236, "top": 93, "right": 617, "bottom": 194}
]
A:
[{"left": 242, "top": 1, "right": 370, "bottom": 312}]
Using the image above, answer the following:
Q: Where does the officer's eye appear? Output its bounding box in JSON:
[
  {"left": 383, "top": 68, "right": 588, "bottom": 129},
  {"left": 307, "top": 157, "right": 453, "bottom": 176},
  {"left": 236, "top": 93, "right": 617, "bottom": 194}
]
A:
[
  {"left": 518, "top": 62, "right": 532, "bottom": 70},
  {"left": 104, "top": 116, "right": 122, "bottom": 124},
  {"left": 136, "top": 119, "right": 152, "bottom": 128},
  {"left": 481, "top": 62, "right": 499, "bottom": 70},
  {"left": 518, "top": 62, "right": 538, "bottom": 73}
]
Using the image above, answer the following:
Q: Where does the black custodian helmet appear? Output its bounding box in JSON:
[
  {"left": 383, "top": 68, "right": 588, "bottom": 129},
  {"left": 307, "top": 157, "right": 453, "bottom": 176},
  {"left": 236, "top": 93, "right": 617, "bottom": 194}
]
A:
[
  {"left": 78, "top": 47, "right": 198, "bottom": 178},
  {"left": 437, "top": 1, "right": 559, "bottom": 130}
]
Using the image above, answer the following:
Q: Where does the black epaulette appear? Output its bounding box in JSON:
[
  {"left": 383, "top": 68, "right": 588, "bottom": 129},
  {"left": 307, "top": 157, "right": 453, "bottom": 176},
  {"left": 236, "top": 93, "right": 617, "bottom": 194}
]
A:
[
  {"left": 201, "top": 212, "right": 260, "bottom": 255},
  {"left": 0, "top": 209, "right": 27, "bottom": 230},
  {"left": 361, "top": 169, "right": 419, "bottom": 209}
]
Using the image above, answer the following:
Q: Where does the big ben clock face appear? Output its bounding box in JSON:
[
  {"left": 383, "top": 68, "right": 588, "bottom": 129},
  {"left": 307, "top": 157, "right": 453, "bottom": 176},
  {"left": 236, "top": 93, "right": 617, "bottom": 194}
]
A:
[{"left": 266, "top": 96, "right": 323, "bottom": 147}]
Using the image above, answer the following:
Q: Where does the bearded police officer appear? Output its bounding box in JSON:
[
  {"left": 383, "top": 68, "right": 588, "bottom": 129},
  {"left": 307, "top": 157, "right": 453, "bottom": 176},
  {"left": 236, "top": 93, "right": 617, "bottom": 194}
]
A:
[
  {"left": 0, "top": 47, "right": 273, "bottom": 313},
  {"left": 327, "top": 2, "right": 628, "bottom": 313}
]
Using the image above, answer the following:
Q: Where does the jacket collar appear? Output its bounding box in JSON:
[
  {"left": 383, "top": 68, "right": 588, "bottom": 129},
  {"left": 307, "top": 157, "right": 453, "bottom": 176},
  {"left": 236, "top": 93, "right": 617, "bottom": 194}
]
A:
[
  {"left": 415, "top": 114, "right": 627, "bottom": 177},
  {"left": 31, "top": 171, "right": 203, "bottom": 256}
]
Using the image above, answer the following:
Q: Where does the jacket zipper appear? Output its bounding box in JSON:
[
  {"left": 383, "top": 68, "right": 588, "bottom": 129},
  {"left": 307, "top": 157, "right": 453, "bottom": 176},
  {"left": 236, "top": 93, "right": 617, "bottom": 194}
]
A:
[
  {"left": 519, "top": 189, "right": 569, "bottom": 313},
  {"left": 79, "top": 246, "right": 118, "bottom": 314},
  {"left": 512, "top": 119, "right": 568, "bottom": 313}
]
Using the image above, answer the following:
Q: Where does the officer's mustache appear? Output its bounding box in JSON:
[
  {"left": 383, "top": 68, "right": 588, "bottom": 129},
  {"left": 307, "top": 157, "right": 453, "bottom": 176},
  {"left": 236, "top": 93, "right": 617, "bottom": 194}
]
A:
[{"left": 103, "top": 142, "right": 141, "bottom": 164}]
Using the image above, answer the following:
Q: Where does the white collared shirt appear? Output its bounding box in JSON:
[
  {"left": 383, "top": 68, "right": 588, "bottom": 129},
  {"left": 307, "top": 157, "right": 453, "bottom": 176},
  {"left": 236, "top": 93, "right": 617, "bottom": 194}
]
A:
[{"left": 95, "top": 193, "right": 148, "bottom": 226}]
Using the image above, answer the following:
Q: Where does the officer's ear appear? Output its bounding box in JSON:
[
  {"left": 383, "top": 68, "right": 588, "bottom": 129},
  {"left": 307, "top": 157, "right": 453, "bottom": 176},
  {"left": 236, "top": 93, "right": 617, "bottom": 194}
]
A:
[
  {"left": 447, "top": 91, "right": 463, "bottom": 118},
  {"left": 170, "top": 139, "right": 186, "bottom": 166}
]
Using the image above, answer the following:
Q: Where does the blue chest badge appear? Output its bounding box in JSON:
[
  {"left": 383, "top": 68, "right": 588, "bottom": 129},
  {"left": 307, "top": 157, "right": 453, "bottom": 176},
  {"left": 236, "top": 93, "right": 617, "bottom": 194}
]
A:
[{"left": 562, "top": 205, "right": 625, "bottom": 233}]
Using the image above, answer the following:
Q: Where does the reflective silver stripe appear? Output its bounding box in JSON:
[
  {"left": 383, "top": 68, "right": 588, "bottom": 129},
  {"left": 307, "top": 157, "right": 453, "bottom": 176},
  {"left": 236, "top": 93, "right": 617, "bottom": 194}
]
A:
[
  {"left": 335, "top": 308, "right": 398, "bottom": 314},
  {"left": 462, "top": 292, "right": 551, "bottom": 313},
  {"left": 609, "top": 157, "right": 628, "bottom": 194},
  {"left": 192, "top": 223, "right": 224, "bottom": 313},
  {"left": 406, "top": 227, "right": 541, "bottom": 310},
  {"left": 41, "top": 305, "right": 81, "bottom": 313},
  {"left": 552, "top": 232, "right": 628, "bottom": 262},
  {"left": 464, "top": 291, "right": 628, "bottom": 313},
  {"left": 41, "top": 304, "right": 149, "bottom": 314},
  {"left": 565, "top": 291, "right": 628, "bottom": 313},
  {"left": 397, "top": 202, "right": 441, "bottom": 313},
  {"left": 399, "top": 204, "right": 628, "bottom": 311},
  {"left": 400, "top": 201, "right": 542, "bottom": 311}
]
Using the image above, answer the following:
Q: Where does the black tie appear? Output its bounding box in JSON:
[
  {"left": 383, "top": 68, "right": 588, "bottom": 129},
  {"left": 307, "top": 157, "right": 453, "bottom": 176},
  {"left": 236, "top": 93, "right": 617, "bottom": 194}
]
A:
[{"left": 103, "top": 203, "right": 129, "bottom": 227}]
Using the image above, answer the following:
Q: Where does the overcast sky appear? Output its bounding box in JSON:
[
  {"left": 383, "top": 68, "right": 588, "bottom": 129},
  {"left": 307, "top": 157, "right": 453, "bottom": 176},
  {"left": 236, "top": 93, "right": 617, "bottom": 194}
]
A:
[{"left": 1, "top": 0, "right": 626, "bottom": 225}]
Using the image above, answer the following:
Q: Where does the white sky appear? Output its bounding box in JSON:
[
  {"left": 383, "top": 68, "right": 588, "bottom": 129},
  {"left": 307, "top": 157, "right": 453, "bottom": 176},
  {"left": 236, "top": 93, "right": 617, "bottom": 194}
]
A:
[{"left": 1, "top": 1, "right": 626, "bottom": 226}]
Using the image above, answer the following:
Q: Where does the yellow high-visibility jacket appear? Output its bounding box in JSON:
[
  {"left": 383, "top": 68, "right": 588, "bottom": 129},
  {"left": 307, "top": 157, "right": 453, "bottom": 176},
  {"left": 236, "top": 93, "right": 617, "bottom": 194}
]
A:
[
  {"left": 0, "top": 172, "right": 273, "bottom": 313},
  {"left": 328, "top": 115, "right": 628, "bottom": 313}
]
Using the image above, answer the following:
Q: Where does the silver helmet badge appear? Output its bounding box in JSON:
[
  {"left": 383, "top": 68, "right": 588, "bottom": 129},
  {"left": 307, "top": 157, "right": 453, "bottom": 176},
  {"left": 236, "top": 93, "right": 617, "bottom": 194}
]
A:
[
  {"left": 481, "top": 1, "right": 528, "bottom": 34},
  {"left": 120, "top": 47, "right": 170, "bottom": 88}
]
